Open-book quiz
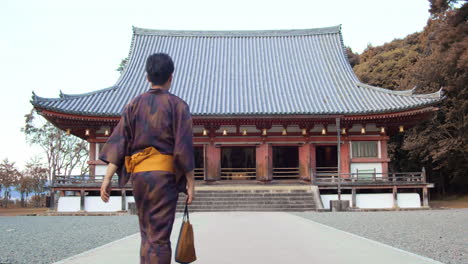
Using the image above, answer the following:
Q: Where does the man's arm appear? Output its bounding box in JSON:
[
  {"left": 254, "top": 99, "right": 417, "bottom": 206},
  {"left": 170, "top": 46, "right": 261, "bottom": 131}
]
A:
[
  {"left": 185, "top": 169, "right": 195, "bottom": 204},
  {"left": 101, "top": 163, "right": 118, "bottom": 203}
]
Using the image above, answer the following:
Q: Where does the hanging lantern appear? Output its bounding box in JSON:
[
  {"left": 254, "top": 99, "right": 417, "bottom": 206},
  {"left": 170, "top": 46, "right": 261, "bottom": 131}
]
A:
[
  {"left": 301, "top": 128, "right": 307, "bottom": 135},
  {"left": 282, "top": 128, "right": 287, "bottom": 135},
  {"left": 321, "top": 127, "right": 327, "bottom": 135},
  {"left": 399, "top": 125, "right": 404, "bottom": 133},
  {"left": 222, "top": 129, "right": 227, "bottom": 136},
  {"left": 262, "top": 128, "right": 267, "bottom": 136},
  {"left": 380, "top": 127, "right": 386, "bottom": 134},
  {"left": 360, "top": 126, "right": 366, "bottom": 134},
  {"left": 341, "top": 128, "right": 346, "bottom": 135},
  {"left": 242, "top": 129, "right": 247, "bottom": 136},
  {"left": 85, "top": 129, "right": 90, "bottom": 136},
  {"left": 202, "top": 129, "right": 208, "bottom": 136},
  {"left": 104, "top": 129, "right": 109, "bottom": 136},
  {"left": 66, "top": 129, "right": 71, "bottom": 135}
]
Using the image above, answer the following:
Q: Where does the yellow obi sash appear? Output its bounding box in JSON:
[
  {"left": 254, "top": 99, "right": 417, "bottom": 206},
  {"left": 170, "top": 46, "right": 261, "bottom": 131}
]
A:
[{"left": 124, "top": 146, "right": 174, "bottom": 173}]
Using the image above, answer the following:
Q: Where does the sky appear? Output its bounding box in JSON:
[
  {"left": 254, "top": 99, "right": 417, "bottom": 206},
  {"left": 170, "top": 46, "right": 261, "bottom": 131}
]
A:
[{"left": 0, "top": 0, "right": 431, "bottom": 170}]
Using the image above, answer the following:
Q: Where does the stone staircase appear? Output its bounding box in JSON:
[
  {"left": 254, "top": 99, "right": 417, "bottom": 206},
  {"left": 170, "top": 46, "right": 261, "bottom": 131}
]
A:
[{"left": 175, "top": 186, "right": 319, "bottom": 212}]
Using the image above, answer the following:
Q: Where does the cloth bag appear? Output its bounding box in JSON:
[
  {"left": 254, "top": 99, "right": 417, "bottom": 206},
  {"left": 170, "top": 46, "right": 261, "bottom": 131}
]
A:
[{"left": 175, "top": 199, "right": 196, "bottom": 263}]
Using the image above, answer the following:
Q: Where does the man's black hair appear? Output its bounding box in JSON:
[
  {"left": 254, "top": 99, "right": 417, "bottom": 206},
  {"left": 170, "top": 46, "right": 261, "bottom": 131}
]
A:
[{"left": 145, "top": 53, "right": 174, "bottom": 85}]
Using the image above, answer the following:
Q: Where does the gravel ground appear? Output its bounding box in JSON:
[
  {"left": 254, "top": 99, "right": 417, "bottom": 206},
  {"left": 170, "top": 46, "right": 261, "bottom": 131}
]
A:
[
  {"left": 291, "top": 209, "right": 468, "bottom": 264},
  {"left": 0, "top": 214, "right": 181, "bottom": 264}
]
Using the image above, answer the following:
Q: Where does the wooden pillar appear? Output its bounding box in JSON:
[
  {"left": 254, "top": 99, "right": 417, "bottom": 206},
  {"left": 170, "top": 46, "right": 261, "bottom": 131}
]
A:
[
  {"left": 351, "top": 188, "right": 357, "bottom": 208},
  {"left": 392, "top": 186, "right": 398, "bottom": 208},
  {"left": 256, "top": 143, "right": 271, "bottom": 182},
  {"left": 340, "top": 139, "right": 351, "bottom": 175},
  {"left": 121, "top": 189, "right": 126, "bottom": 211},
  {"left": 310, "top": 144, "right": 316, "bottom": 182},
  {"left": 380, "top": 139, "right": 389, "bottom": 174},
  {"left": 89, "top": 142, "right": 96, "bottom": 178},
  {"left": 299, "top": 143, "right": 311, "bottom": 181},
  {"left": 205, "top": 144, "right": 220, "bottom": 181},
  {"left": 422, "top": 187, "right": 429, "bottom": 207},
  {"left": 80, "top": 189, "right": 85, "bottom": 211}
]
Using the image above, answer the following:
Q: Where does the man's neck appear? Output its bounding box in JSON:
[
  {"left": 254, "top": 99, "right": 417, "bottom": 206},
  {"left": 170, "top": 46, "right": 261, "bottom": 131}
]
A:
[{"left": 150, "top": 85, "right": 169, "bottom": 91}]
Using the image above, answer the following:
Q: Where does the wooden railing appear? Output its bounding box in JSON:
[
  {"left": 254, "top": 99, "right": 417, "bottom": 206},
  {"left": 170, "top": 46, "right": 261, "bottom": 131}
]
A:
[
  {"left": 272, "top": 167, "right": 300, "bottom": 179},
  {"left": 314, "top": 171, "right": 426, "bottom": 184},
  {"left": 55, "top": 175, "right": 119, "bottom": 186},
  {"left": 220, "top": 168, "right": 256, "bottom": 180},
  {"left": 194, "top": 168, "right": 205, "bottom": 180},
  {"left": 316, "top": 167, "right": 338, "bottom": 173},
  {"left": 55, "top": 168, "right": 207, "bottom": 186}
]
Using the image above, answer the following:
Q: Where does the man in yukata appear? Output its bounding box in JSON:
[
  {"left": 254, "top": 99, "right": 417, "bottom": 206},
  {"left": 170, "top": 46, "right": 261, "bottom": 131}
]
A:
[{"left": 99, "top": 53, "right": 195, "bottom": 264}]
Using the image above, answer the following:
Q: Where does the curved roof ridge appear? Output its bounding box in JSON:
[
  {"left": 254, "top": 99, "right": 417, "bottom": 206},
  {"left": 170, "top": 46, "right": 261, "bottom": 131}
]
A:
[
  {"left": 59, "top": 86, "right": 117, "bottom": 99},
  {"left": 412, "top": 87, "right": 445, "bottom": 99},
  {"left": 132, "top": 25, "right": 341, "bottom": 37},
  {"left": 33, "top": 86, "right": 117, "bottom": 103},
  {"left": 356, "top": 82, "right": 442, "bottom": 99}
]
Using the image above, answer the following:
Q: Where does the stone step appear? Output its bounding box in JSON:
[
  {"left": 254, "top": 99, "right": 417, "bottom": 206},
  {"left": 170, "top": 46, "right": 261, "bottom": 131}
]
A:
[
  {"left": 177, "top": 193, "right": 314, "bottom": 198},
  {"left": 177, "top": 199, "right": 314, "bottom": 205},
  {"left": 173, "top": 188, "right": 317, "bottom": 212},
  {"left": 176, "top": 203, "right": 316, "bottom": 209},
  {"left": 175, "top": 208, "right": 315, "bottom": 212},
  {"left": 193, "top": 190, "right": 311, "bottom": 193},
  {"left": 176, "top": 207, "right": 316, "bottom": 211}
]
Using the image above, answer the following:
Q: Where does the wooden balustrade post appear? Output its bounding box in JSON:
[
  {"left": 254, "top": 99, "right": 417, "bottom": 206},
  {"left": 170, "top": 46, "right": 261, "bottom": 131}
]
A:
[
  {"left": 121, "top": 189, "right": 126, "bottom": 211},
  {"left": 351, "top": 188, "right": 357, "bottom": 208},
  {"left": 422, "top": 187, "right": 429, "bottom": 207},
  {"left": 392, "top": 186, "right": 398, "bottom": 208},
  {"left": 80, "top": 189, "right": 85, "bottom": 211},
  {"left": 421, "top": 167, "right": 426, "bottom": 183}
]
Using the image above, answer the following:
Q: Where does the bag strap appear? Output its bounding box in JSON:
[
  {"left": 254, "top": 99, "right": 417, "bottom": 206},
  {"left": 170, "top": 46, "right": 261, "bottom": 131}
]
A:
[{"left": 183, "top": 198, "right": 190, "bottom": 222}]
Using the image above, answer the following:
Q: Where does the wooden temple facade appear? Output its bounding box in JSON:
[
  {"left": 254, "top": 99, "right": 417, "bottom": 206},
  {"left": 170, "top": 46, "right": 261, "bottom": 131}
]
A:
[{"left": 32, "top": 26, "right": 442, "bottom": 211}]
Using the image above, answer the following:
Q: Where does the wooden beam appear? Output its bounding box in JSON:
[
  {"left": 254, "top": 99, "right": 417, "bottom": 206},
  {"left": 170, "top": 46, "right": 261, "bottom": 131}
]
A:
[
  {"left": 89, "top": 142, "right": 96, "bottom": 177},
  {"left": 340, "top": 139, "right": 351, "bottom": 174}
]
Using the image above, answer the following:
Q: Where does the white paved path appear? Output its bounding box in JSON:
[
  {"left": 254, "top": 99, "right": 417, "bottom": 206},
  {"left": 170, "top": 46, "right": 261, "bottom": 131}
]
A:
[{"left": 55, "top": 212, "right": 442, "bottom": 264}]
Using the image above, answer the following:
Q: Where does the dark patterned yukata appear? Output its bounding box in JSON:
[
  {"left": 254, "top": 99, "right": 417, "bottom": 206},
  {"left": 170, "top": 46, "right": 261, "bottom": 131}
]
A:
[{"left": 99, "top": 88, "right": 195, "bottom": 264}]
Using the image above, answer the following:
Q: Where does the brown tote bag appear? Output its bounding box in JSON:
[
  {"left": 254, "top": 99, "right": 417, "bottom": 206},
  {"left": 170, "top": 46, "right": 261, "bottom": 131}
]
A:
[{"left": 175, "top": 199, "right": 196, "bottom": 263}]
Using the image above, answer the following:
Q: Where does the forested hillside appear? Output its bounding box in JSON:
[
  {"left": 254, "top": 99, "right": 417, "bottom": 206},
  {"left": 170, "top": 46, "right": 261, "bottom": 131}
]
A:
[{"left": 350, "top": 0, "right": 467, "bottom": 195}]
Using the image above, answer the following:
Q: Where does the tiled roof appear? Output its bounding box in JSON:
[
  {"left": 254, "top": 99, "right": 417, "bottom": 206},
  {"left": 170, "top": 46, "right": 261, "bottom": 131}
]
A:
[{"left": 32, "top": 25, "right": 442, "bottom": 117}]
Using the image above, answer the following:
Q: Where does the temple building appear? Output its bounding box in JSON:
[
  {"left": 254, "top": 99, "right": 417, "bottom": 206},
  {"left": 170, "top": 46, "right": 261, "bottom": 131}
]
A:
[{"left": 32, "top": 25, "right": 442, "bottom": 212}]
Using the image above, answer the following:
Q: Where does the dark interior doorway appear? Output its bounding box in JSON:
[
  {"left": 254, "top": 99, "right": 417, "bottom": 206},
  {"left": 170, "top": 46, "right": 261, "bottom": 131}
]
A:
[
  {"left": 272, "top": 146, "right": 299, "bottom": 179},
  {"left": 220, "top": 146, "right": 256, "bottom": 180},
  {"left": 316, "top": 145, "right": 338, "bottom": 173},
  {"left": 194, "top": 146, "right": 204, "bottom": 180}
]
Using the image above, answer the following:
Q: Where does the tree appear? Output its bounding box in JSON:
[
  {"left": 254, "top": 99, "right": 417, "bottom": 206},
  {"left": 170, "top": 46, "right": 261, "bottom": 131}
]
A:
[
  {"left": 22, "top": 110, "right": 89, "bottom": 183},
  {"left": 353, "top": 32, "right": 423, "bottom": 90},
  {"left": 352, "top": 0, "right": 468, "bottom": 195},
  {"left": 401, "top": 1, "right": 468, "bottom": 193},
  {"left": 345, "top": 47, "right": 360, "bottom": 68},
  {"left": 19, "top": 157, "right": 48, "bottom": 207},
  {"left": 116, "top": 57, "right": 128, "bottom": 73},
  {"left": 0, "top": 159, "right": 20, "bottom": 207},
  {"left": 22, "top": 109, "right": 89, "bottom": 208}
]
